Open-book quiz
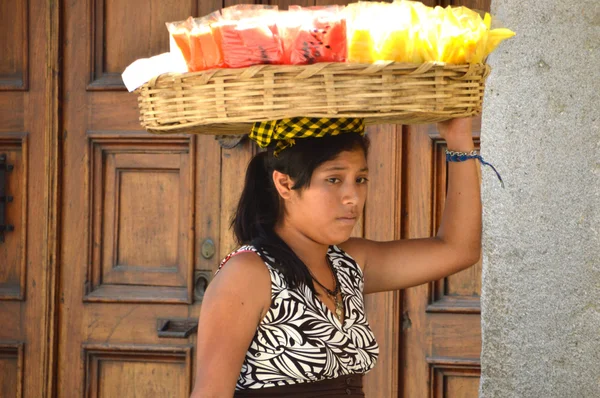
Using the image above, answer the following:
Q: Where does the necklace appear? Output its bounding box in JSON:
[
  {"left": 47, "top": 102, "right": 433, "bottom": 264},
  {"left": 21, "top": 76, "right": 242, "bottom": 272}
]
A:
[{"left": 310, "top": 255, "right": 344, "bottom": 323}]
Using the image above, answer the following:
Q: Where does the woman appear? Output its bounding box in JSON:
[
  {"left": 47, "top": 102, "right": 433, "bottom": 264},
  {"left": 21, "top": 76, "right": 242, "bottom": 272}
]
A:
[{"left": 191, "top": 116, "right": 484, "bottom": 397}]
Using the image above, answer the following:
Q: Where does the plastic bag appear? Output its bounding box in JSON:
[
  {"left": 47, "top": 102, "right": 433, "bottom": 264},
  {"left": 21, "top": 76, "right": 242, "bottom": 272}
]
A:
[
  {"left": 434, "top": 6, "right": 515, "bottom": 63},
  {"left": 346, "top": 1, "right": 420, "bottom": 63},
  {"left": 213, "top": 5, "right": 283, "bottom": 68},
  {"left": 279, "top": 5, "right": 347, "bottom": 65},
  {"left": 189, "top": 12, "right": 223, "bottom": 71},
  {"left": 346, "top": 2, "right": 378, "bottom": 63},
  {"left": 378, "top": 1, "right": 422, "bottom": 63},
  {"left": 166, "top": 19, "right": 192, "bottom": 68},
  {"left": 347, "top": 1, "right": 515, "bottom": 64}
]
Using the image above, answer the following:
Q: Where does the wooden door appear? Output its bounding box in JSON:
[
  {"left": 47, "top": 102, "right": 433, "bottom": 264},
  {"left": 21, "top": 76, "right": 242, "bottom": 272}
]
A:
[
  {"left": 55, "top": 0, "right": 400, "bottom": 396},
  {"left": 0, "top": 0, "right": 58, "bottom": 396},
  {"left": 55, "top": 0, "right": 487, "bottom": 397},
  {"left": 399, "top": 3, "right": 489, "bottom": 397},
  {"left": 400, "top": 122, "right": 484, "bottom": 398},
  {"left": 57, "top": 0, "right": 223, "bottom": 396}
]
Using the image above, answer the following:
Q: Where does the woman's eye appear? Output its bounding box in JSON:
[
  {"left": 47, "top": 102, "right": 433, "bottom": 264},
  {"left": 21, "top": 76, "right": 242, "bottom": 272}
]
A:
[
  {"left": 327, "top": 178, "right": 341, "bottom": 184},
  {"left": 357, "top": 177, "right": 369, "bottom": 184}
]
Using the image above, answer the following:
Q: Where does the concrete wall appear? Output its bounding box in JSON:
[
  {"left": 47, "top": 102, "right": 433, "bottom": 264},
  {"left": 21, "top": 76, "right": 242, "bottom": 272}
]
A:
[{"left": 479, "top": 0, "right": 600, "bottom": 396}]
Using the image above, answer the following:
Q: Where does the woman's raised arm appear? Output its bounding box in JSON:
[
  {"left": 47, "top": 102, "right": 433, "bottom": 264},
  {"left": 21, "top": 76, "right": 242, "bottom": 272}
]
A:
[{"left": 340, "top": 117, "right": 482, "bottom": 294}]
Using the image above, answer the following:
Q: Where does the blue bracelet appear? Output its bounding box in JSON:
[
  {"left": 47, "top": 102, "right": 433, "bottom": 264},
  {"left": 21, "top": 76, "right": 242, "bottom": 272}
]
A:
[{"left": 446, "top": 149, "right": 505, "bottom": 188}]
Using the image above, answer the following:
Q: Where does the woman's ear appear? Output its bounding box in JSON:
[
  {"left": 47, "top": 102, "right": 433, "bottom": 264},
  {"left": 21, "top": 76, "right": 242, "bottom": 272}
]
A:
[{"left": 272, "top": 170, "right": 295, "bottom": 200}]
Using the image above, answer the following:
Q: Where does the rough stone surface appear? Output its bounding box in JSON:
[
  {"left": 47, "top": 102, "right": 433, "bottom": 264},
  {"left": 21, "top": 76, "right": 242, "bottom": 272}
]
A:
[{"left": 479, "top": 0, "right": 600, "bottom": 397}]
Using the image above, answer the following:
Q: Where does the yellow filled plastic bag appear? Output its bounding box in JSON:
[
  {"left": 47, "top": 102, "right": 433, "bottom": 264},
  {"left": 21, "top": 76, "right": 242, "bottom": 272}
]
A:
[{"left": 347, "top": 0, "right": 515, "bottom": 64}]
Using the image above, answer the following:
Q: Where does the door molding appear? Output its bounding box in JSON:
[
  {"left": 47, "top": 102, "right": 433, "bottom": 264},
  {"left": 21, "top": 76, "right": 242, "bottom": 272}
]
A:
[{"left": 44, "top": 0, "right": 61, "bottom": 395}]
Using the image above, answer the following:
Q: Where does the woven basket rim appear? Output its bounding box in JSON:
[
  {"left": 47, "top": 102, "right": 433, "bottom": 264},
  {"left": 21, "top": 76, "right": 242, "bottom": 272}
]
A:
[
  {"left": 139, "top": 61, "right": 488, "bottom": 87},
  {"left": 136, "top": 61, "right": 491, "bottom": 134}
]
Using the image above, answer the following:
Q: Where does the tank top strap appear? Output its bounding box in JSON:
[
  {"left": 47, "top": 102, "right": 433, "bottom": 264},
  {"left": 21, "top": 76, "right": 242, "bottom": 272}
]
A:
[
  {"left": 329, "top": 244, "right": 365, "bottom": 279},
  {"left": 216, "top": 244, "right": 280, "bottom": 279},
  {"left": 217, "top": 244, "right": 256, "bottom": 271}
]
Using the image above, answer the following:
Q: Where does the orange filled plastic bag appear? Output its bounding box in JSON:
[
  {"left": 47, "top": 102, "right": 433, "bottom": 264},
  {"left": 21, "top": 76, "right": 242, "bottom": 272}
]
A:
[
  {"left": 188, "top": 12, "right": 223, "bottom": 71},
  {"left": 166, "top": 19, "right": 193, "bottom": 68}
]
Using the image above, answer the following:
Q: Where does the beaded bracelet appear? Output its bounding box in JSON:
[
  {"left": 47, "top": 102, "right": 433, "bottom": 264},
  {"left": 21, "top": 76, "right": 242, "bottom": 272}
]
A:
[{"left": 445, "top": 149, "right": 505, "bottom": 188}]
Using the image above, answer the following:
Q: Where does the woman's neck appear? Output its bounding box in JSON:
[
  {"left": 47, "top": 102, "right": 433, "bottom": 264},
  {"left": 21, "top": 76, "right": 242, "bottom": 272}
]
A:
[{"left": 273, "top": 222, "right": 330, "bottom": 271}]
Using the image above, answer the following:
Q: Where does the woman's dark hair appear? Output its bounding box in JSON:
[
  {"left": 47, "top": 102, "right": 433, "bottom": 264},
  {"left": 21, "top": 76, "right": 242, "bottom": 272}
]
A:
[{"left": 231, "top": 132, "right": 370, "bottom": 294}]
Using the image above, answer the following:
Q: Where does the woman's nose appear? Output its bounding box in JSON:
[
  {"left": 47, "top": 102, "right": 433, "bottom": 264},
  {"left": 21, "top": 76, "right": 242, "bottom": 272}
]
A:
[{"left": 342, "top": 184, "right": 360, "bottom": 204}]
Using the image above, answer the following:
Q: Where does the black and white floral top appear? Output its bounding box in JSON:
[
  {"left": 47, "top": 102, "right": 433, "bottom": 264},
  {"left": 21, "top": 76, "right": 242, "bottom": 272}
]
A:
[{"left": 217, "top": 244, "right": 379, "bottom": 391}]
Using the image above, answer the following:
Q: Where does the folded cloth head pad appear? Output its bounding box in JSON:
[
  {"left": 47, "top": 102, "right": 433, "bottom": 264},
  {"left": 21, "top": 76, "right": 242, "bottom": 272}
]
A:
[{"left": 249, "top": 117, "right": 366, "bottom": 157}]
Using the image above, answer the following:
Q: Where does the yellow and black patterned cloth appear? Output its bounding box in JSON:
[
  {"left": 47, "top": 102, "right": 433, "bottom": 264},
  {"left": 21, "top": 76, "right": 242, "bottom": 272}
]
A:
[{"left": 249, "top": 117, "right": 366, "bottom": 156}]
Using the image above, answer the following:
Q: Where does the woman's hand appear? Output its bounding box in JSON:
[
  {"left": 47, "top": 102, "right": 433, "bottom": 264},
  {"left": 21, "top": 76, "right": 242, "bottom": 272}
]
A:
[{"left": 437, "top": 117, "right": 475, "bottom": 151}]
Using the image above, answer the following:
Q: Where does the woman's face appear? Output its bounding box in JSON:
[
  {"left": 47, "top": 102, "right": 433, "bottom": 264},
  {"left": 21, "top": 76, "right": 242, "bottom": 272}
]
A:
[{"left": 282, "top": 147, "right": 369, "bottom": 245}]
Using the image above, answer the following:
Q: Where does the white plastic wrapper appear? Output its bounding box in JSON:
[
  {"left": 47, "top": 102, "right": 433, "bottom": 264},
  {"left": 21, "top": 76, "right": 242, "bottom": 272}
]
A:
[{"left": 121, "top": 52, "right": 187, "bottom": 92}]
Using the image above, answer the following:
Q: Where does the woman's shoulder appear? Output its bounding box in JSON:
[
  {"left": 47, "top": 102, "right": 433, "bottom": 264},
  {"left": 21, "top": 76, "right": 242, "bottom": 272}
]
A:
[
  {"left": 199, "top": 246, "right": 272, "bottom": 351},
  {"left": 216, "top": 245, "right": 268, "bottom": 274},
  {"left": 211, "top": 245, "right": 272, "bottom": 308}
]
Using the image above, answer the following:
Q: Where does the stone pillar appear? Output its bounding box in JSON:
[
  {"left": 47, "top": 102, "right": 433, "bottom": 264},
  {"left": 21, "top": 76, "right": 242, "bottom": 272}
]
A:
[{"left": 479, "top": 0, "right": 599, "bottom": 396}]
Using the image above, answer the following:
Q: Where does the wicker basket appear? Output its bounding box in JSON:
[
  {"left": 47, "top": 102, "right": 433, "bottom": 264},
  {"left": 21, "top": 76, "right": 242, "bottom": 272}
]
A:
[{"left": 137, "top": 61, "right": 491, "bottom": 135}]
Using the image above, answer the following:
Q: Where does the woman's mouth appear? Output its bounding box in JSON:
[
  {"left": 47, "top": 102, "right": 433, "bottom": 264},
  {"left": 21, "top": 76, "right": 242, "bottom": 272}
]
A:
[{"left": 337, "top": 217, "right": 357, "bottom": 224}]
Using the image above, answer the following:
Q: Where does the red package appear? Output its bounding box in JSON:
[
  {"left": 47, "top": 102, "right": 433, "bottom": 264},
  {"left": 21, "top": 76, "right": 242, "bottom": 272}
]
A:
[
  {"left": 280, "top": 6, "right": 347, "bottom": 65},
  {"left": 188, "top": 13, "right": 223, "bottom": 71},
  {"left": 215, "top": 5, "right": 283, "bottom": 68}
]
